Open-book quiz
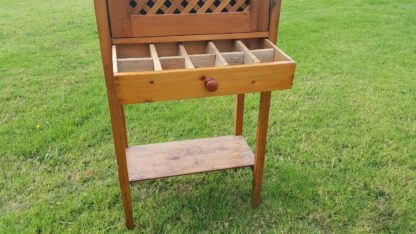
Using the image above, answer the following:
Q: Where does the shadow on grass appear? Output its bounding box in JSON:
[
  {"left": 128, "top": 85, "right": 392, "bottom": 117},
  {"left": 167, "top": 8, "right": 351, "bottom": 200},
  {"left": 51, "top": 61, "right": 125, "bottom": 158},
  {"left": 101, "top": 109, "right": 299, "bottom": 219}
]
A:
[{"left": 129, "top": 163, "right": 319, "bottom": 232}]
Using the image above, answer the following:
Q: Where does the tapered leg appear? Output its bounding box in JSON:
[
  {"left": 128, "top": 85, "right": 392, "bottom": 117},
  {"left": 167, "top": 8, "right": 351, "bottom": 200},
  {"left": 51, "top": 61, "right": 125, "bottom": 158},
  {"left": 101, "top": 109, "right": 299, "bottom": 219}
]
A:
[
  {"left": 111, "top": 103, "right": 134, "bottom": 229},
  {"left": 234, "top": 94, "right": 245, "bottom": 136},
  {"left": 94, "top": 0, "right": 134, "bottom": 228},
  {"left": 252, "top": 92, "right": 272, "bottom": 206},
  {"left": 120, "top": 105, "right": 128, "bottom": 148},
  {"left": 109, "top": 103, "right": 134, "bottom": 228}
]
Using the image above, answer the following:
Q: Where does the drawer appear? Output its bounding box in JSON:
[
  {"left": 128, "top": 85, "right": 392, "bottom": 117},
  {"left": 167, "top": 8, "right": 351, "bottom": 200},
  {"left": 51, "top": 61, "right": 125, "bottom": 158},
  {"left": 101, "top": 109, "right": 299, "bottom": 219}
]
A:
[{"left": 112, "top": 38, "right": 296, "bottom": 104}]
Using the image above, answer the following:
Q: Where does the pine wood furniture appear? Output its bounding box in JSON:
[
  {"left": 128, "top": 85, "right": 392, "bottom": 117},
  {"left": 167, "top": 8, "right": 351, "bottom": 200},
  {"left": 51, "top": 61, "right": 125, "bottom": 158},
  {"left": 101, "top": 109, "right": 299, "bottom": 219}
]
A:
[{"left": 94, "top": 0, "right": 295, "bottom": 229}]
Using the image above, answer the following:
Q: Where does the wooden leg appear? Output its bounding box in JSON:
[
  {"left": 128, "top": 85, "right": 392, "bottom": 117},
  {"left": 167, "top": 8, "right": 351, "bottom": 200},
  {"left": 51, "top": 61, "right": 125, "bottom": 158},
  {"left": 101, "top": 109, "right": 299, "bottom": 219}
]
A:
[
  {"left": 234, "top": 94, "right": 245, "bottom": 136},
  {"left": 110, "top": 103, "right": 134, "bottom": 229},
  {"left": 93, "top": 0, "right": 133, "bottom": 228},
  {"left": 251, "top": 92, "right": 272, "bottom": 207},
  {"left": 120, "top": 105, "right": 128, "bottom": 148}
]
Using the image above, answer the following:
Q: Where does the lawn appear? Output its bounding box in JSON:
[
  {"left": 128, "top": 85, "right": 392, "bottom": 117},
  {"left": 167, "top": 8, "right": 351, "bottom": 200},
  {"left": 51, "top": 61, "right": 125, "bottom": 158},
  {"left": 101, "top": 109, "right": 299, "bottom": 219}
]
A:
[{"left": 1, "top": 0, "right": 415, "bottom": 232}]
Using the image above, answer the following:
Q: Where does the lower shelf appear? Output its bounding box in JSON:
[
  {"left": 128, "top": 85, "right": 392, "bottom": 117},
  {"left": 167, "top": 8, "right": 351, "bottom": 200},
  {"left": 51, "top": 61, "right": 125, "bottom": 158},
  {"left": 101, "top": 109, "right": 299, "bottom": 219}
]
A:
[{"left": 126, "top": 135, "right": 254, "bottom": 182}]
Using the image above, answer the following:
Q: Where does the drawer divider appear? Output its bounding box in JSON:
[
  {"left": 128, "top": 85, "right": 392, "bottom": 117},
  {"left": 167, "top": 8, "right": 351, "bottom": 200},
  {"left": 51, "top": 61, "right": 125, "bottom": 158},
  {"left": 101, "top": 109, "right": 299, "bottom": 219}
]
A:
[
  {"left": 262, "top": 39, "right": 294, "bottom": 62},
  {"left": 235, "top": 40, "right": 261, "bottom": 64},
  {"left": 251, "top": 48, "right": 275, "bottom": 63},
  {"left": 179, "top": 44, "right": 195, "bottom": 69},
  {"left": 117, "top": 57, "right": 154, "bottom": 72},
  {"left": 188, "top": 54, "right": 216, "bottom": 68},
  {"left": 112, "top": 45, "right": 118, "bottom": 73},
  {"left": 221, "top": 51, "right": 245, "bottom": 65},
  {"left": 207, "top": 41, "right": 229, "bottom": 66},
  {"left": 149, "top": 44, "right": 162, "bottom": 71},
  {"left": 159, "top": 56, "right": 186, "bottom": 70}
]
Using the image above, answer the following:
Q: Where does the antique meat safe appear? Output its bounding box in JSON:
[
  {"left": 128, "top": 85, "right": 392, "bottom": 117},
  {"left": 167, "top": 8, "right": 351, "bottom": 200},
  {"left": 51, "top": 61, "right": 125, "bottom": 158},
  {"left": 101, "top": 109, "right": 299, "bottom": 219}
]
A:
[{"left": 94, "top": 0, "right": 295, "bottom": 228}]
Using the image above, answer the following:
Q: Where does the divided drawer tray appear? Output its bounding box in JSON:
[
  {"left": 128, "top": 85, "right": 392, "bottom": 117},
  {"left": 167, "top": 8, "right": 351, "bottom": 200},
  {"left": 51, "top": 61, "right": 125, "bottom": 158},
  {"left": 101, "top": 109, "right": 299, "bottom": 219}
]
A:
[{"left": 113, "top": 38, "right": 296, "bottom": 104}]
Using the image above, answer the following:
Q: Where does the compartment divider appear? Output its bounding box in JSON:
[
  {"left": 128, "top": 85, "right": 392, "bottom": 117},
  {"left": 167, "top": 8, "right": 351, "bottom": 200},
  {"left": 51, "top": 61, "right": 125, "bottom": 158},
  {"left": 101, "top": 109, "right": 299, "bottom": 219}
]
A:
[
  {"left": 221, "top": 52, "right": 245, "bottom": 65},
  {"left": 179, "top": 44, "right": 195, "bottom": 69},
  {"left": 159, "top": 56, "right": 185, "bottom": 70},
  {"left": 117, "top": 58, "right": 154, "bottom": 72},
  {"left": 115, "top": 39, "right": 293, "bottom": 73},
  {"left": 262, "top": 39, "right": 294, "bottom": 61},
  {"left": 251, "top": 48, "right": 275, "bottom": 63},
  {"left": 207, "top": 41, "right": 228, "bottom": 66},
  {"left": 234, "top": 40, "right": 261, "bottom": 64},
  {"left": 149, "top": 44, "right": 162, "bottom": 71},
  {"left": 112, "top": 45, "right": 118, "bottom": 73},
  {"left": 189, "top": 54, "right": 216, "bottom": 68}
]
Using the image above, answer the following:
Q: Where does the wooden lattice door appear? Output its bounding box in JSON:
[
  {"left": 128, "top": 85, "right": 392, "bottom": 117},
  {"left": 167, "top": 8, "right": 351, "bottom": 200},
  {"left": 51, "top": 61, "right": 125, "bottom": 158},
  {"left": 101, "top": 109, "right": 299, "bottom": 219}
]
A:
[{"left": 107, "top": 0, "right": 271, "bottom": 37}]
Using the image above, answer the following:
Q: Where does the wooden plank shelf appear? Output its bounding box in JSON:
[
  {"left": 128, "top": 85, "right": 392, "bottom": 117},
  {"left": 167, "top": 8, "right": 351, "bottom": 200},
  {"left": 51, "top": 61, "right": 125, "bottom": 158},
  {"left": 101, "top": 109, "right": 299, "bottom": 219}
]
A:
[{"left": 126, "top": 136, "right": 254, "bottom": 182}]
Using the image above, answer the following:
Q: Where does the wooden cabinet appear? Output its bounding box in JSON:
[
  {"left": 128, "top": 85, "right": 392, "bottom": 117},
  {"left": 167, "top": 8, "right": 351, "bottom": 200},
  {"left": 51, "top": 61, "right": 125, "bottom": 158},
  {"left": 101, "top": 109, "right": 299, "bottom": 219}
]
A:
[{"left": 94, "top": 0, "right": 295, "bottom": 229}]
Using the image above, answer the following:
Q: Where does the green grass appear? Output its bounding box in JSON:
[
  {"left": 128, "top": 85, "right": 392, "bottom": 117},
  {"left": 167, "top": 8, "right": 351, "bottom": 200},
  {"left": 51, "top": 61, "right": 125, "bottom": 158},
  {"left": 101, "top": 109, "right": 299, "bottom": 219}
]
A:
[{"left": 1, "top": 0, "right": 415, "bottom": 232}]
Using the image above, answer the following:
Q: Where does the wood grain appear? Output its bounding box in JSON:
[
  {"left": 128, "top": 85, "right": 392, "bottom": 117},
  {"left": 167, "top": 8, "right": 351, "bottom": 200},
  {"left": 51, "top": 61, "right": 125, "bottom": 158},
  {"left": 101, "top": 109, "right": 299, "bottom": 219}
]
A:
[
  {"left": 126, "top": 136, "right": 254, "bottom": 181},
  {"left": 118, "top": 58, "right": 154, "bottom": 72},
  {"left": 149, "top": 44, "right": 162, "bottom": 71},
  {"left": 234, "top": 94, "right": 245, "bottom": 135},
  {"left": 94, "top": 0, "right": 134, "bottom": 229},
  {"left": 251, "top": 48, "right": 275, "bottom": 63},
  {"left": 114, "top": 61, "right": 295, "bottom": 104},
  {"left": 250, "top": 0, "right": 270, "bottom": 31},
  {"left": 263, "top": 39, "right": 294, "bottom": 61},
  {"left": 131, "top": 13, "right": 251, "bottom": 37},
  {"left": 232, "top": 39, "right": 262, "bottom": 135},
  {"left": 96, "top": 0, "right": 291, "bottom": 225},
  {"left": 116, "top": 43, "right": 150, "bottom": 58},
  {"left": 112, "top": 45, "right": 118, "bottom": 73},
  {"left": 112, "top": 32, "right": 269, "bottom": 44},
  {"left": 207, "top": 42, "right": 228, "bottom": 66},
  {"left": 179, "top": 44, "right": 195, "bottom": 68},
  {"left": 235, "top": 40, "right": 261, "bottom": 64},
  {"left": 189, "top": 54, "right": 216, "bottom": 68},
  {"left": 107, "top": 0, "right": 132, "bottom": 37},
  {"left": 159, "top": 56, "right": 185, "bottom": 70},
  {"left": 268, "top": 0, "right": 282, "bottom": 43},
  {"left": 251, "top": 91, "right": 271, "bottom": 206},
  {"left": 221, "top": 52, "right": 245, "bottom": 65}
]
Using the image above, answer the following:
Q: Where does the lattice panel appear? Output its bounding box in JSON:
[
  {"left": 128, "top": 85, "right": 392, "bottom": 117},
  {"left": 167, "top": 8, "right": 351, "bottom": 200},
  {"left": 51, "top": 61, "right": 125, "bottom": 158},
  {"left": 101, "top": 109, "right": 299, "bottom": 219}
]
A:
[{"left": 129, "top": 0, "right": 251, "bottom": 15}]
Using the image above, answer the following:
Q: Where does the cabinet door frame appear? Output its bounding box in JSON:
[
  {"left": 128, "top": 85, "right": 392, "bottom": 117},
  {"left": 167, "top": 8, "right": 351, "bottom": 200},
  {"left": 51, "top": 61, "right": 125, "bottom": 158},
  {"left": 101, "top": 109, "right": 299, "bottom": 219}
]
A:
[{"left": 107, "top": 0, "right": 271, "bottom": 38}]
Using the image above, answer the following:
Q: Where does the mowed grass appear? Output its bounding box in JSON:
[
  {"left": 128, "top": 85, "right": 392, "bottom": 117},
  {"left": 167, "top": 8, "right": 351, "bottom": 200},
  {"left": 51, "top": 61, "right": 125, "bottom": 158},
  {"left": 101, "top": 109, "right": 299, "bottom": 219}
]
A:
[{"left": 1, "top": 0, "right": 415, "bottom": 232}]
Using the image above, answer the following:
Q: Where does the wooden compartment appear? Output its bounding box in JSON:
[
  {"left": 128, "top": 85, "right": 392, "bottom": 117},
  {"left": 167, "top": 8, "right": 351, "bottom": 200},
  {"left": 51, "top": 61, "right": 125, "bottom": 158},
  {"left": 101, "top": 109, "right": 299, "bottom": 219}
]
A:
[
  {"left": 183, "top": 41, "right": 224, "bottom": 68},
  {"left": 241, "top": 38, "right": 294, "bottom": 63},
  {"left": 113, "top": 39, "right": 296, "bottom": 104},
  {"left": 114, "top": 44, "right": 153, "bottom": 72},
  {"left": 152, "top": 43, "right": 187, "bottom": 70}
]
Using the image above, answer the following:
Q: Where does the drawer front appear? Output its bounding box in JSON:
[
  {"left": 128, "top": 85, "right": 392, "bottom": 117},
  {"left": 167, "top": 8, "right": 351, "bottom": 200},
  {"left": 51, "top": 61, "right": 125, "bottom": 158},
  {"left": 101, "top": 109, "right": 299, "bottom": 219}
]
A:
[
  {"left": 115, "top": 62, "right": 295, "bottom": 104},
  {"left": 112, "top": 38, "right": 296, "bottom": 104}
]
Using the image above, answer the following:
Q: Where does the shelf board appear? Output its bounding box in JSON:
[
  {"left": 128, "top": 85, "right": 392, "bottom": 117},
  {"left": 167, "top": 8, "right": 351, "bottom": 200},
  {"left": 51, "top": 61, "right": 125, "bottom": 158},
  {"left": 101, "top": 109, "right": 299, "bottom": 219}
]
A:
[{"left": 126, "top": 136, "right": 254, "bottom": 182}]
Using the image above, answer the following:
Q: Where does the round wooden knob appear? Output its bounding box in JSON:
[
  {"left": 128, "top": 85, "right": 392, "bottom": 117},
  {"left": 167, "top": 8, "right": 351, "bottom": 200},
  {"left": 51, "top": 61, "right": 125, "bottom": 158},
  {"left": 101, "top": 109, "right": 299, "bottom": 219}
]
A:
[{"left": 204, "top": 78, "right": 218, "bottom": 92}]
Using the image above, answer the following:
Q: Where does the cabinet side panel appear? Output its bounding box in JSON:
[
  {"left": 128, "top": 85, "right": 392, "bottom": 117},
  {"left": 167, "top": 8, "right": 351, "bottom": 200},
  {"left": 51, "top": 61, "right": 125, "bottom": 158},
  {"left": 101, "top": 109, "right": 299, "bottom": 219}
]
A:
[{"left": 107, "top": 0, "right": 133, "bottom": 37}]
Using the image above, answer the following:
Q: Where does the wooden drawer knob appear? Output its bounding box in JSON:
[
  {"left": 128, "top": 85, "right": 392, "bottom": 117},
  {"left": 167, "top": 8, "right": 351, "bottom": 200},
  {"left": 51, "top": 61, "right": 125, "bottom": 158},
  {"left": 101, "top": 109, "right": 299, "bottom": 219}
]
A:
[{"left": 204, "top": 78, "right": 218, "bottom": 92}]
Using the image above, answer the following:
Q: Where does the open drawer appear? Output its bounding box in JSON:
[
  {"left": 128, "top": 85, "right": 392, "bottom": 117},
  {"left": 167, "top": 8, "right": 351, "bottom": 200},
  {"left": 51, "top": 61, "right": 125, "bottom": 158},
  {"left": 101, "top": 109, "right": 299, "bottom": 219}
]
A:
[{"left": 113, "top": 38, "right": 296, "bottom": 104}]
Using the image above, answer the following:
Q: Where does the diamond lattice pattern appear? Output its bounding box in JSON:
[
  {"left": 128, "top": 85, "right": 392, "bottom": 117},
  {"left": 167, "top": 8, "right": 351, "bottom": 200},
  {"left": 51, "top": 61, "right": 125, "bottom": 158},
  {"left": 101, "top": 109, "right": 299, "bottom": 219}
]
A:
[{"left": 129, "top": 0, "right": 251, "bottom": 15}]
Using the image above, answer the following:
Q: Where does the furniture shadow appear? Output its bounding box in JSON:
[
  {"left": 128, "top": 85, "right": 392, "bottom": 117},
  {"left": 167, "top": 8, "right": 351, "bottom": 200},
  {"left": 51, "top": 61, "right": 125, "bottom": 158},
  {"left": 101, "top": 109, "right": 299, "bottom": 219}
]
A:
[{"left": 130, "top": 165, "right": 318, "bottom": 231}]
